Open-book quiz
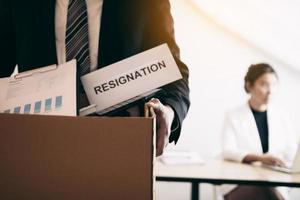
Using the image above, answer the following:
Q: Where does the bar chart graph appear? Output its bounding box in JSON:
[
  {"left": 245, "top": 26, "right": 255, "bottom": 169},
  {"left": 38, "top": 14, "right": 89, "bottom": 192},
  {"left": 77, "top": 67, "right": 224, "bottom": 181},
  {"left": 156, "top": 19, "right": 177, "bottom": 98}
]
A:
[{"left": 1, "top": 95, "right": 63, "bottom": 114}]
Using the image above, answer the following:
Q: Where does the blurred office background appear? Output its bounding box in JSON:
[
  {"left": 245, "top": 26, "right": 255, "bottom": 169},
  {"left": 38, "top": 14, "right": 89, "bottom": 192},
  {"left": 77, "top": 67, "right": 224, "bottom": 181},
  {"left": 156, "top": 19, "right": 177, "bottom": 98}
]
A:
[{"left": 157, "top": 0, "right": 300, "bottom": 199}]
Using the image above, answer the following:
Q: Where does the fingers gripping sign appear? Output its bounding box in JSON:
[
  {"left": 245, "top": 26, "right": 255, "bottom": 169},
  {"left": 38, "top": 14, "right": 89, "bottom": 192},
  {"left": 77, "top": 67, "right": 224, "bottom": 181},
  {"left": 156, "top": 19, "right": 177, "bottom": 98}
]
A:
[{"left": 145, "top": 98, "right": 174, "bottom": 157}]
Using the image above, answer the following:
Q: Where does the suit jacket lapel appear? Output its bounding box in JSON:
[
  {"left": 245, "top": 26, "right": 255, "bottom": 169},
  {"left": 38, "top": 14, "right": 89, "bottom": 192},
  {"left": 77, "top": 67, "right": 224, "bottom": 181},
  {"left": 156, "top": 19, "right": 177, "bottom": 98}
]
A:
[
  {"left": 97, "top": 0, "right": 143, "bottom": 69},
  {"left": 16, "top": 0, "right": 57, "bottom": 71},
  {"left": 46, "top": 0, "right": 58, "bottom": 65},
  {"left": 98, "top": 0, "right": 123, "bottom": 68},
  {"left": 33, "top": 0, "right": 57, "bottom": 66}
]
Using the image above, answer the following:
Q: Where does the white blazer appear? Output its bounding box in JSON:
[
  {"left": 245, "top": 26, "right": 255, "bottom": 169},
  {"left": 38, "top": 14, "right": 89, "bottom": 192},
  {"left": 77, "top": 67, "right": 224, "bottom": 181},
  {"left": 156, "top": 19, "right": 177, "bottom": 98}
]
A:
[
  {"left": 222, "top": 102, "right": 297, "bottom": 164},
  {"left": 221, "top": 102, "right": 298, "bottom": 199}
]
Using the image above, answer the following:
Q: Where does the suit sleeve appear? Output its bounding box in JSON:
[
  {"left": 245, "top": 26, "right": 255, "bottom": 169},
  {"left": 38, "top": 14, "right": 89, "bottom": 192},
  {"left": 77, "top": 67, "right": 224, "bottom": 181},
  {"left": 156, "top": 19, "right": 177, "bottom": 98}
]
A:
[
  {"left": 0, "top": 0, "right": 17, "bottom": 77},
  {"left": 142, "top": 0, "right": 190, "bottom": 144}
]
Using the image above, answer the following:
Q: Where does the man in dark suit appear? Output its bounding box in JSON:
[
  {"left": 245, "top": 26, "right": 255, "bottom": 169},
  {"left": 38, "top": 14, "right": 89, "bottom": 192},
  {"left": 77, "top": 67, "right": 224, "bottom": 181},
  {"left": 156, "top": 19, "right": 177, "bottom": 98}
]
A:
[{"left": 0, "top": 0, "right": 190, "bottom": 156}]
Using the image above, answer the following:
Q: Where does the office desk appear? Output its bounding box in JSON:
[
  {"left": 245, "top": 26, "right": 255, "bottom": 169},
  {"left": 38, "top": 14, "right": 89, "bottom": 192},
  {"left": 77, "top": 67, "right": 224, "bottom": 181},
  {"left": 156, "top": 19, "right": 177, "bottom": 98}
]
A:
[{"left": 155, "top": 160, "right": 300, "bottom": 200}]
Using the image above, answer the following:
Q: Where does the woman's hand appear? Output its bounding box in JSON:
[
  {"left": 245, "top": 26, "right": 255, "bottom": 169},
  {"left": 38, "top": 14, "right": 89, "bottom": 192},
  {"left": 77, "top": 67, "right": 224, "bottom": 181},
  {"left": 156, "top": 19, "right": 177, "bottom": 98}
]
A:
[
  {"left": 259, "top": 154, "right": 286, "bottom": 167},
  {"left": 243, "top": 154, "right": 286, "bottom": 167}
]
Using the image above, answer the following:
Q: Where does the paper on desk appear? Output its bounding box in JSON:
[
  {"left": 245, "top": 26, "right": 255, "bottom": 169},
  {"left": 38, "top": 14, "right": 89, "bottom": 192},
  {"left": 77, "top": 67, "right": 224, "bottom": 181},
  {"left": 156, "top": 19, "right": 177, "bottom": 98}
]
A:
[
  {"left": 0, "top": 60, "right": 77, "bottom": 116},
  {"left": 159, "top": 151, "right": 205, "bottom": 165}
]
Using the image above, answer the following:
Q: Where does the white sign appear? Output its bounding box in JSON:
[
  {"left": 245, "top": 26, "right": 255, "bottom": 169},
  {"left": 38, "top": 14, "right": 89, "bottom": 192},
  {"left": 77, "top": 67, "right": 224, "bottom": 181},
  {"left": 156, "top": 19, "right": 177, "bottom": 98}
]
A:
[{"left": 81, "top": 44, "right": 182, "bottom": 113}]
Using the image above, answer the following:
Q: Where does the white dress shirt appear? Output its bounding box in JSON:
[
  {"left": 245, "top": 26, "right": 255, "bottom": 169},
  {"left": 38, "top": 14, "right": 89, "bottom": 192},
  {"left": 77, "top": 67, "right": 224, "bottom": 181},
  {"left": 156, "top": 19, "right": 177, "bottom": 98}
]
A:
[{"left": 55, "top": 0, "right": 103, "bottom": 71}]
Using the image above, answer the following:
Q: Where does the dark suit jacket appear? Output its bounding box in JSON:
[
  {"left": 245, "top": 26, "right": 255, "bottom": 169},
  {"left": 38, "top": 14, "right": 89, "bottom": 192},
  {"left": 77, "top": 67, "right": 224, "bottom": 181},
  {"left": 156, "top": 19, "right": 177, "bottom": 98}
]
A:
[{"left": 0, "top": 0, "right": 190, "bottom": 144}]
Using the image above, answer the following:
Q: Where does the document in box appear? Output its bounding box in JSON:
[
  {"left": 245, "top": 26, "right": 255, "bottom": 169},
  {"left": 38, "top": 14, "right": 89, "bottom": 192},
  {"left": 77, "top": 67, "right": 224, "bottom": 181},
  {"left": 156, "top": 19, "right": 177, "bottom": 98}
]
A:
[
  {"left": 80, "top": 44, "right": 182, "bottom": 115},
  {"left": 0, "top": 60, "right": 77, "bottom": 116}
]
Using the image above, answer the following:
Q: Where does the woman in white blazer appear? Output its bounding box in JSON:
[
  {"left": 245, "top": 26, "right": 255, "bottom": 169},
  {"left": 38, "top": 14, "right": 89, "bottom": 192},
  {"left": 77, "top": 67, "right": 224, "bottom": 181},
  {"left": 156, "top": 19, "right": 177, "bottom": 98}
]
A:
[{"left": 222, "top": 63, "right": 297, "bottom": 200}]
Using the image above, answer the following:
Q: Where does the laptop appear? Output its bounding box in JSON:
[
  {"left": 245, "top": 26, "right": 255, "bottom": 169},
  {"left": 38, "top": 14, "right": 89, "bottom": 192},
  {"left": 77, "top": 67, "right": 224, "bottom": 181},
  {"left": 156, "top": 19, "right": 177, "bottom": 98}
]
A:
[{"left": 262, "top": 144, "right": 300, "bottom": 173}]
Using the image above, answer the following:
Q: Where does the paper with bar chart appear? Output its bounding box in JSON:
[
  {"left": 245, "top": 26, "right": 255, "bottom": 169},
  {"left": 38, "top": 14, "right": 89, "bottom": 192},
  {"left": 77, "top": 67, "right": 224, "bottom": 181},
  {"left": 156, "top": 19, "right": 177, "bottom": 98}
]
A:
[{"left": 0, "top": 60, "right": 77, "bottom": 116}]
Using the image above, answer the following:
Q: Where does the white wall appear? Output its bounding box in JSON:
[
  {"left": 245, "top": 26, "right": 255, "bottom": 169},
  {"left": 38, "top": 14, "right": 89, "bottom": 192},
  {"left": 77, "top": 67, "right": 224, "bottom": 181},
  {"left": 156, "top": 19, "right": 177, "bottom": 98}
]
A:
[
  {"left": 167, "top": 0, "right": 300, "bottom": 158},
  {"left": 156, "top": 0, "right": 300, "bottom": 199}
]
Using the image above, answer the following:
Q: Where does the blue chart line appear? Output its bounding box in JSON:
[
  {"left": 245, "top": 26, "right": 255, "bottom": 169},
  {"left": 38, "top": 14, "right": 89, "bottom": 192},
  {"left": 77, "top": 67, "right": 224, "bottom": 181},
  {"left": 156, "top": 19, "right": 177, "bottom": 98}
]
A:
[
  {"left": 2, "top": 95, "right": 63, "bottom": 114},
  {"left": 55, "top": 96, "right": 63, "bottom": 108},
  {"left": 13, "top": 106, "right": 21, "bottom": 113},
  {"left": 45, "top": 98, "right": 52, "bottom": 112},
  {"left": 24, "top": 104, "right": 31, "bottom": 114},
  {"left": 34, "top": 101, "right": 42, "bottom": 113}
]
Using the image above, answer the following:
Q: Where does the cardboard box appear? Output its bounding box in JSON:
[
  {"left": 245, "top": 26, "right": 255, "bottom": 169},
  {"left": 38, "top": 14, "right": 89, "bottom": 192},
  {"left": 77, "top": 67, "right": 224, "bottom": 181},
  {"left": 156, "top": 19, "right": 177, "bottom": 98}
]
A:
[{"left": 0, "top": 113, "right": 155, "bottom": 200}]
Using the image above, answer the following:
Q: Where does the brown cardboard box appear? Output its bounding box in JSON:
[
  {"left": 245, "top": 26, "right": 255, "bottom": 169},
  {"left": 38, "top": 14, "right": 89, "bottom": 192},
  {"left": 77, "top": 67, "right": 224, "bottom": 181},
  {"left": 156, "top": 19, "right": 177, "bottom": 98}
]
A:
[{"left": 0, "top": 113, "right": 155, "bottom": 200}]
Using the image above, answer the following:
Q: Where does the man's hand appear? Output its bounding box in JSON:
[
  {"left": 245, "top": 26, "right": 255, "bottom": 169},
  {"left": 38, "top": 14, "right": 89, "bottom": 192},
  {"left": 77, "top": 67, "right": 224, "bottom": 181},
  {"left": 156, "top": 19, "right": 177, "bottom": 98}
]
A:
[{"left": 146, "top": 98, "right": 174, "bottom": 157}]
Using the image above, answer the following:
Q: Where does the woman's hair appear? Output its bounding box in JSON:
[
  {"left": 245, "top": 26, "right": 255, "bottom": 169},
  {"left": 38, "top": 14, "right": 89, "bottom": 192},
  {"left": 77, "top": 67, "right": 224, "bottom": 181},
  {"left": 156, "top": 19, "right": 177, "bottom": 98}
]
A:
[{"left": 244, "top": 63, "right": 278, "bottom": 93}]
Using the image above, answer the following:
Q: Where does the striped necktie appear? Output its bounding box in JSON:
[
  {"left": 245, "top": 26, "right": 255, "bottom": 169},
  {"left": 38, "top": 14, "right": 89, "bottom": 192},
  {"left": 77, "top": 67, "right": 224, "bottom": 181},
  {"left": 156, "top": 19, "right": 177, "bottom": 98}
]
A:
[{"left": 65, "top": 0, "right": 90, "bottom": 76}]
